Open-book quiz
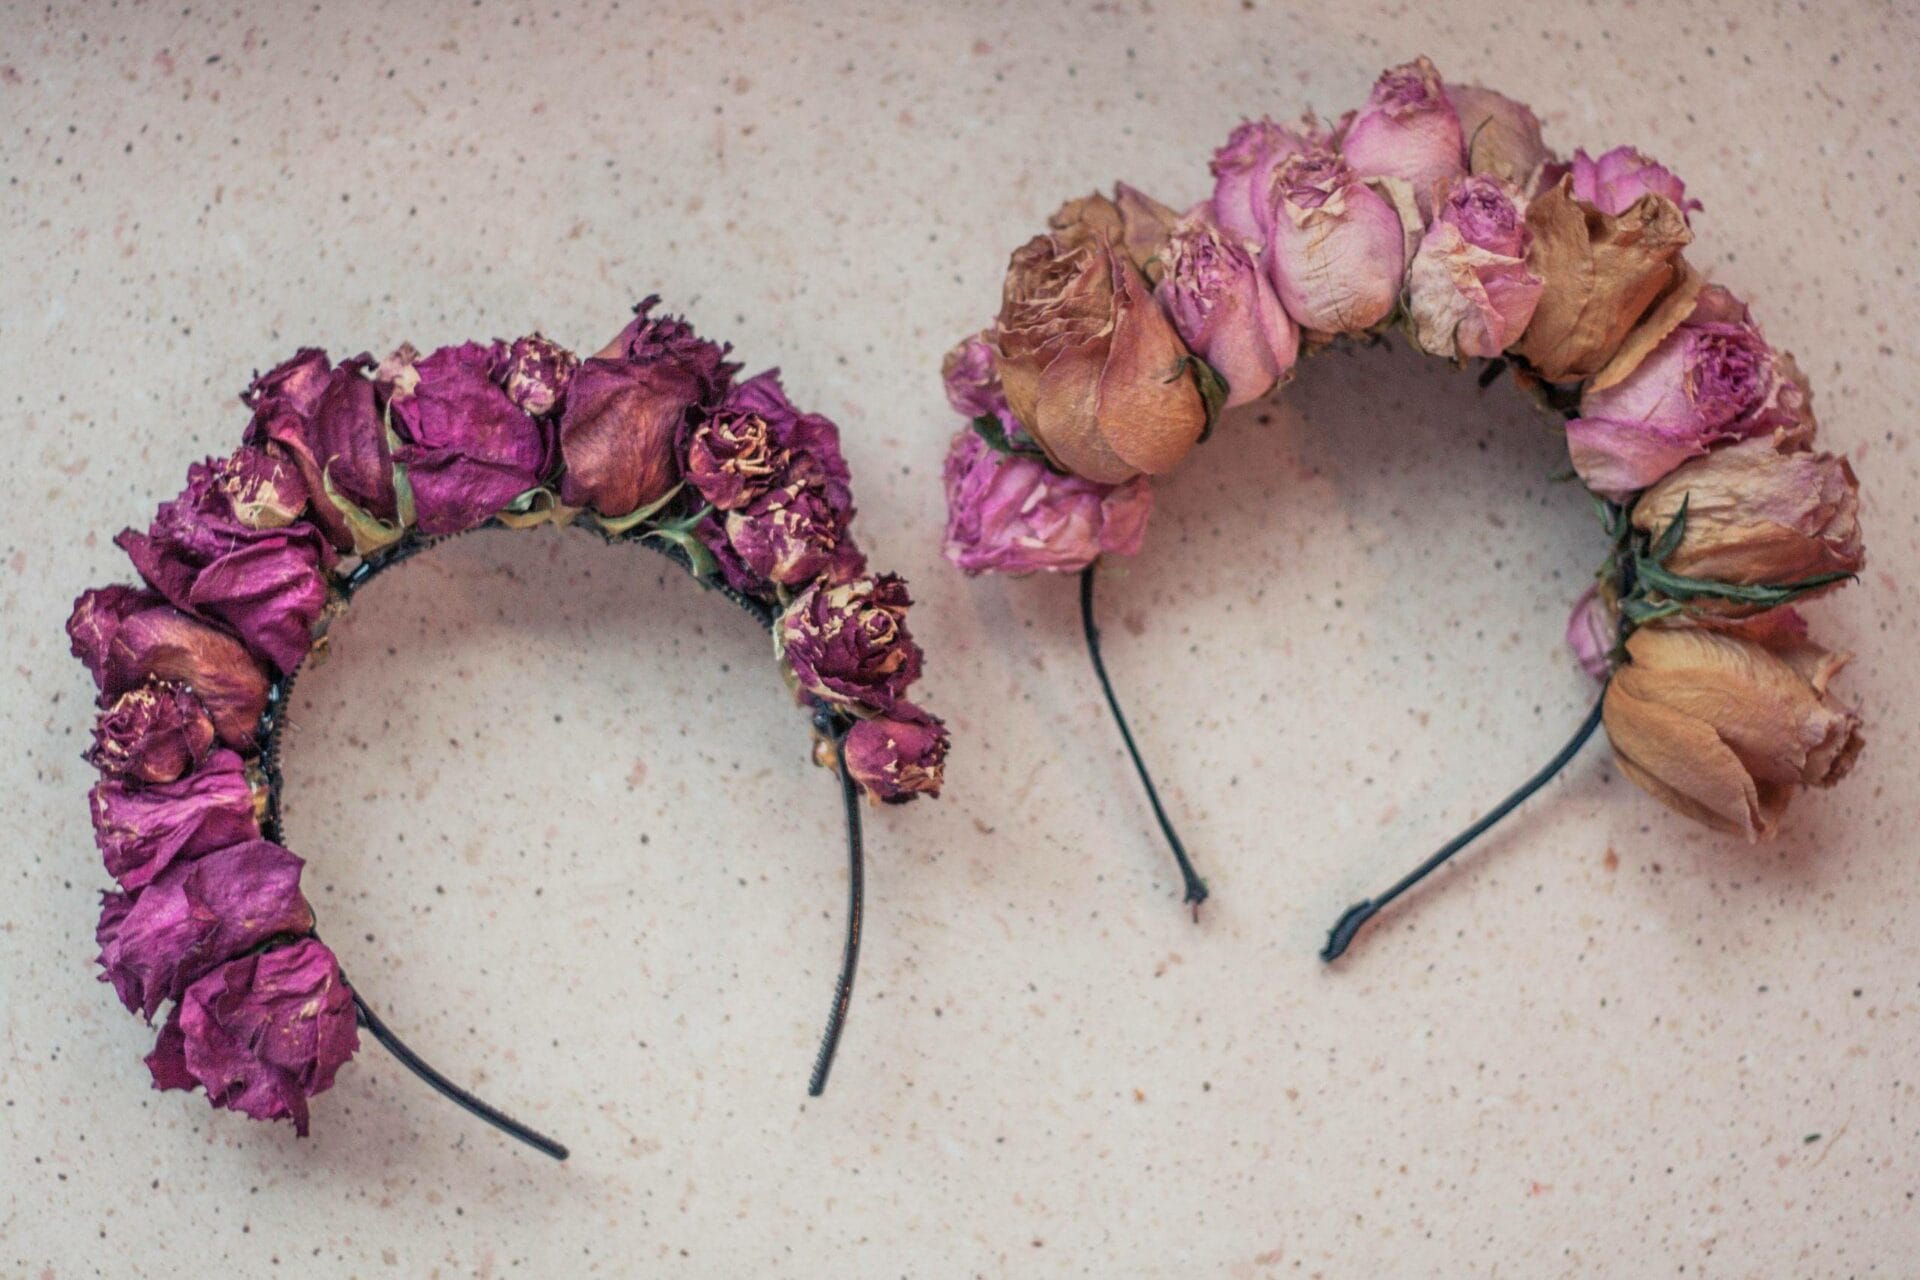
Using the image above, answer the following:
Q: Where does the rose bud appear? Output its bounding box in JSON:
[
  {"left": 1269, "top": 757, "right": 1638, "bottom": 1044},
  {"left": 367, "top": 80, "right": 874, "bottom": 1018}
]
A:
[
  {"left": 1263, "top": 148, "right": 1408, "bottom": 336},
  {"left": 1339, "top": 56, "right": 1466, "bottom": 216},
  {"left": 1566, "top": 146, "right": 1701, "bottom": 220},
  {"left": 86, "top": 680, "right": 216, "bottom": 784},
  {"left": 115, "top": 449, "right": 335, "bottom": 674},
  {"left": 1628, "top": 438, "right": 1863, "bottom": 596},
  {"left": 243, "top": 350, "right": 398, "bottom": 552},
  {"left": 384, "top": 341, "right": 551, "bottom": 534},
  {"left": 1567, "top": 286, "right": 1815, "bottom": 499},
  {"left": 1565, "top": 584, "right": 1616, "bottom": 680},
  {"left": 722, "top": 482, "right": 867, "bottom": 588},
  {"left": 146, "top": 937, "right": 358, "bottom": 1136},
  {"left": 1047, "top": 184, "right": 1181, "bottom": 278},
  {"left": 941, "top": 429, "right": 1153, "bottom": 575},
  {"left": 69, "top": 587, "right": 270, "bottom": 748},
  {"left": 779, "top": 574, "right": 923, "bottom": 714},
  {"left": 843, "top": 702, "right": 948, "bottom": 803},
  {"left": 1447, "top": 84, "right": 1553, "bottom": 188},
  {"left": 558, "top": 297, "right": 736, "bottom": 519},
  {"left": 1602, "top": 624, "right": 1862, "bottom": 841},
  {"left": 1209, "top": 116, "right": 1322, "bottom": 247},
  {"left": 991, "top": 230, "right": 1207, "bottom": 484},
  {"left": 1511, "top": 174, "right": 1693, "bottom": 384},
  {"left": 1406, "top": 175, "right": 1544, "bottom": 360},
  {"left": 942, "top": 332, "right": 1006, "bottom": 421},
  {"left": 90, "top": 747, "right": 261, "bottom": 890},
  {"left": 1156, "top": 212, "right": 1300, "bottom": 408},
  {"left": 96, "top": 839, "right": 312, "bottom": 1019},
  {"left": 502, "top": 333, "right": 578, "bottom": 417}
]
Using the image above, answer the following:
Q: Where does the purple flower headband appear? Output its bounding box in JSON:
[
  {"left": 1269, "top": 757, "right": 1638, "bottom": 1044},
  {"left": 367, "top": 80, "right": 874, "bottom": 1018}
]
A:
[
  {"left": 70, "top": 299, "right": 947, "bottom": 1157},
  {"left": 941, "top": 57, "right": 1865, "bottom": 955}
]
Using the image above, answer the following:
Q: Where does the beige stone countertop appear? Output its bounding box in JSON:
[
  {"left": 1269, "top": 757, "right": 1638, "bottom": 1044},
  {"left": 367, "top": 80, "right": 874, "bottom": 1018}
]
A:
[{"left": 4, "top": 1, "right": 1915, "bottom": 1275}]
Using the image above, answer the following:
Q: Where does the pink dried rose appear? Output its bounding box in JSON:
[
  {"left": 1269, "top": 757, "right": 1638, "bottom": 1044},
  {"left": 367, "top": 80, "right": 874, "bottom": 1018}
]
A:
[
  {"left": 1565, "top": 584, "right": 1616, "bottom": 680},
  {"left": 1567, "top": 287, "right": 1815, "bottom": 500},
  {"left": 942, "top": 332, "right": 1007, "bottom": 422},
  {"left": 115, "top": 449, "right": 334, "bottom": 674},
  {"left": 779, "top": 574, "right": 923, "bottom": 714},
  {"left": 1264, "top": 148, "right": 1408, "bottom": 335},
  {"left": 1566, "top": 146, "right": 1700, "bottom": 220},
  {"left": 1339, "top": 56, "right": 1465, "bottom": 215},
  {"left": 96, "top": 839, "right": 312, "bottom": 1019},
  {"left": 1406, "top": 175, "right": 1544, "bottom": 359},
  {"left": 942, "top": 428, "right": 1153, "bottom": 575},
  {"left": 69, "top": 586, "right": 270, "bottom": 749},
  {"left": 243, "top": 350, "right": 398, "bottom": 552},
  {"left": 147, "top": 937, "right": 359, "bottom": 1136},
  {"left": 1156, "top": 212, "right": 1300, "bottom": 408},
  {"left": 501, "top": 333, "right": 578, "bottom": 417},
  {"left": 89, "top": 747, "right": 261, "bottom": 891},
  {"left": 844, "top": 703, "right": 948, "bottom": 803},
  {"left": 385, "top": 341, "right": 552, "bottom": 534},
  {"left": 1208, "top": 116, "right": 1322, "bottom": 247},
  {"left": 1447, "top": 84, "right": 1553, "bottom": 187},
  {"left": 87, "top": 680, "right": 216, "bottom": 784}
]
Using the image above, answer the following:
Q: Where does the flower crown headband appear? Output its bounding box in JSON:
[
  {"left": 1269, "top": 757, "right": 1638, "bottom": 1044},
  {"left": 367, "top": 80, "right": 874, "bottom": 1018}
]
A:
[
  {"left": 941, "top": 57, "right": 1865, "bottom": 953},
  {"left": 70, "top": 299, "right": 947, "bottom": 1157}
]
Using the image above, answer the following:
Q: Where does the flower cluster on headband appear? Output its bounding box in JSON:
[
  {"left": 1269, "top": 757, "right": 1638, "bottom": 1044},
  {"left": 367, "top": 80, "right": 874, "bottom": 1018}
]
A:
[
  {"left": 69, "top": 300, "right": 945, "bottom": 1135},
  {"left": 939, "top": 56, "right": 1864, "bottom": 842}
]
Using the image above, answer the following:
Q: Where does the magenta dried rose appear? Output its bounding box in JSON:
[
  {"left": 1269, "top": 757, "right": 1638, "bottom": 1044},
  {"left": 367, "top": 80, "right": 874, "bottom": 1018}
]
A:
[
  {"left": 1339, "top": 56, "right": 1465, "bottom": 215},
  {"left": 843, "top": 703, "right": 948, "bottom": 803},
  {"left": 942, "top": 429, "right": 1153, "bottom": 575},
  {"left": 1156, "top": 213, "right": 1299, "bottom": 408},
  {"left": 87, "top": 679, "right": 216, "bottom": 784},
  {"left": 96, "top": 839, "right": 312, "bottom": 1019},
  {"left": 1406, "top": 175, "right": 1544, "bottom": 359},
  {"left": 502, "top": 333, "right": 578, "bottom": 418},
  {"left": 686, "top": 370, "right": 853, "bottom": 513},
  {"left": 1565, "top": 145, "right": 1700, "bottom": 220},
  {"left": 559, "top": 298, "right": 737, "bottom": 518},
  {"left": 69, "top": 586, "right": 270, "bottom": 749},
  {"left": 115, "top": 448, "right": 335, "bottom": 674},
  {"left": 723, "top": 484, "right": 867, "bottom": 589},
  {"left": 385, "top": 341, "right": 551, "bottom": 534},
  {"left": 779, "top": 574, "right": 923, "bottom": 714},
  {"left": 941, "top": 332, "right": 1007, "bottom": 422},
  {"left": 243, "top": 350, "right": 397, "bottom": 552},
  {"left": 146, "top": 937, "right": 358, "bottom": 1136},
  {"left": 1208, "top": 116, "right": 1322, "bottom": 247},
  {"left": 1264, "top": 148, "right": 1409, "bottom": 335},
  {"left": 89, "top": 747, "right": 261, "bottom": 891}
]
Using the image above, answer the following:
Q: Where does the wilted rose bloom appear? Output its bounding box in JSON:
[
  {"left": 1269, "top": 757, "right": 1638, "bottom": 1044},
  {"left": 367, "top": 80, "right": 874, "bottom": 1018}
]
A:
[
  {"left": 779, "top": 574, "right": 923, "bottom": 714},
  {"left": 115, "top": 449, "right": 334, "bottom": 674},
  {"left": 558, "top": 297, "right": 736, "bottom": 518},
  {"left": 90, "top": 747, "right": 261, "bottom": 890},
  {"left": 1156, "top": 213, "right": 1299, "bottom": 407},
  {"left": 942, "top": 332, "right": 1005, "bottom": 422},
  {"left": 1264, "top": 148, "right": 1408, "bottom": 336},
  {"left": 1602, "top": 624, "right": 1862, "bottom": 840},
  {"left": 96, "top": 839, "right": 312, "bottom": 1019},
  {"left": 1629, "top": 438, "right": 1863, "bottom": 597},
  {"left": 843, "top": 702, "right": 948, "bottom": 803},
  {"left": 1567, "top": 146, "right": 1700, "bottom": 220},
  {"left": 147, "top": 938, "right": 358, "bottom": 1136},
  {"left": 69, "top": 586, "right": 270, "bottom": 748},
  {"left": 1565, "top": 584, "right": 1616, "bottom": 679},
  {"left": 686, "top": 370, "right": 852, "bottom": 511},
  {"left": 87, "top": 680, "right": 216, "bottom": 784},
  {"left": 723, "top": 482, "right": 866, "bottom": 588},
  {"left": 1447, "top": 84, "right": 1553, "bottom": 187},
  {"left": 243, "top": 349, "right": 397, "bottom": 552},
  {"left": 1208, "top": 116, "right": 1321, "bottom": 247},
  {"left": 502, "top": 333, "right": 578, "bottom": 417},
  {"left": 1048, "top": 185, "right": 1181, "bottom": 278},
  {"left": 386, "top": 341, "right": 551, "bottom": 534},
  {"left": 942, "top": 429, "right": 1152, "bottom": 575},
  {"left": 1568, "top": 287, "right": 1815, "bottom": 499},
  {"left": 1340, "top": 57, "right": 1465, "bottom": 215},
  {"left": 1407, "top": 175, "right": 1544, "bottom": 359}
]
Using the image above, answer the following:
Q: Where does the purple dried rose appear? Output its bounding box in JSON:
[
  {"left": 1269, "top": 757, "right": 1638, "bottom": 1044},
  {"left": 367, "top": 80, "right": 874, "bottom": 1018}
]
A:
[
  {"left": 87, "top": 680, "right": 216, "bottom": 784},
  {"left": 1565, "top": 585, "right": 1615, "bottom": 680},
  {"left": 843, "top": 703, "right": 948, "bottom": 803},
  {"left": 1339, "top": 56, "right": 1465, "bottom": 216},
  {"left": 559, "top": 298, "right": 737, "bottom": 519},
  {"left": 502, "top": 334, "right": 578, "bottom": 418},
  {"left": 89, "top": 747, "right": 261, "bottom": 891},
  {"left": 96, "top": 839, "right": 312, "bottom": 1019},
  {"left": 1565, "top": 145, "right": 1700, "bottom": 220},
  {"left": 723, "top": 484, "right": 867, "bottom": 589},
  {"left": 942, "top": 429, "right": 1153, "bottom": 575},
  {"left": 1156, "top": 212, "right": 1299, "bottom": 408},
  {"left": 69, "top": 586, "right": 270, "bottom": 749},
  {"left": 385, "top": 341, "right": 552, "bottom": 534},
  {"left": 685, "top": 370, "right": 853, "bottom": 513},
  {"left": 243, "top": 350, "right": 398, "bottom": 552},
  {"left": 779, "top": 574, "right": 923, "bottom": 714},
  {"left": 115, "top": 448, "right": 335, "bottom": 674},
  {"left": 1208, "top": 116, "right": 1324, "bottom": 248},
  {"left": 1264, "top": 148, "right": 1409, "bottom": 336},
  {"left": 146, "top": 937, "right": 358, "bottom": 1136},
  {"left": 1567, "top": 287, "right": 1816, "bottom": 500},
  {"left": 1406, "top": 175, "right": 1544, "bottom": 359}
]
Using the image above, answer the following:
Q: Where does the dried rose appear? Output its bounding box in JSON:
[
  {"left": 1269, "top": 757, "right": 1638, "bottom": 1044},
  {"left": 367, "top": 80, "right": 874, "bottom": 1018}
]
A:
[
  {"left": 69, "top": 587, "right": 270, "bottom": 749},
  {"left": 942, "top": 332, "right": 1008, "bottom": 423},
  {"left": 1447, "top": 84, "right": 1553, "bottom": 188},
  {"left": 87, "top": 680, "right": 216, "bottom": 784},
  {"left": 843, "top": 703, "right": 948, "bottom": 803},
  {"left": 1209, "top": 116, "right": 1322, "bottom": 247},
  {"left": 1048, "top": 184, "right": 1181, "bottom": 278},
  {"left": 942, "top": 428, "right": 1152, "bottom": 575},
  {"left": 1602, "top": 624, "right": 1862, "bottom": 840},
  {"left": 687, "top": 370, "right": 852, "bottom": 512},
  {"left": 1339, "top": 56, "right": 1465, "bottom": 216},
  {"left": 1406, "top": 175, "right": 1543, "bottom": 359},
  {"left": 502, "top": 333, "right": 578, "bottom": 417},
  {"left": 779, "top": 574, "right": 923, "bottom": 714},
  {"left": 1565, "top": 584, "right": 1616, "bottom": 680},
  {"left": 1156, "top": 212, "right": 1299, "bottom": 408},
  {"left": 723, "top": 482, "right": 866, "bottom": 588},
  {"left": 1263, "top": 148, "right": 1408, "bottom": 336},
  {"left": 96, "top": 839, "right": 312, "bottom": 1019},
  {"left": 147, "top": 937, "right": 358, "bottom": 1136},
  {"left": 243, "top": 350, "right": 397, "bottom": 552},
  {"left": 1566, "top": 146, "right": 1700, "bottom": 220},
  {"left": 385, "top": 340, "right": 551, "bottom": 534},
  {"left": 558, "top": 298, "right": 736, "bottom": 518},
  {"left": 89, "top": 747, "right": 261, "bottom": 890}
]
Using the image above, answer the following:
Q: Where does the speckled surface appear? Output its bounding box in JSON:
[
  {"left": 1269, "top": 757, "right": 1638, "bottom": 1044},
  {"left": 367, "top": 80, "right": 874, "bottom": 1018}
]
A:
[{"left": 4, "top": 1, "right": 1916, "bottom": 1275}]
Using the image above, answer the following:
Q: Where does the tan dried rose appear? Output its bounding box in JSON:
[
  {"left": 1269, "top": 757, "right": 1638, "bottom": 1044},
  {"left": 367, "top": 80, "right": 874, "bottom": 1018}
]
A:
[
  {"left": 1602, "top": 625, "right": 1862, "bottom": 840},
  {"left": 1512, "top": 176, "right": 1693, "bottom": 383},
  {"left": 1447, "top": 84, "right": 1554, "bottom": 189},
  {"left": 1048, "top": 184, "right": 1180, "bottom": 279}
]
